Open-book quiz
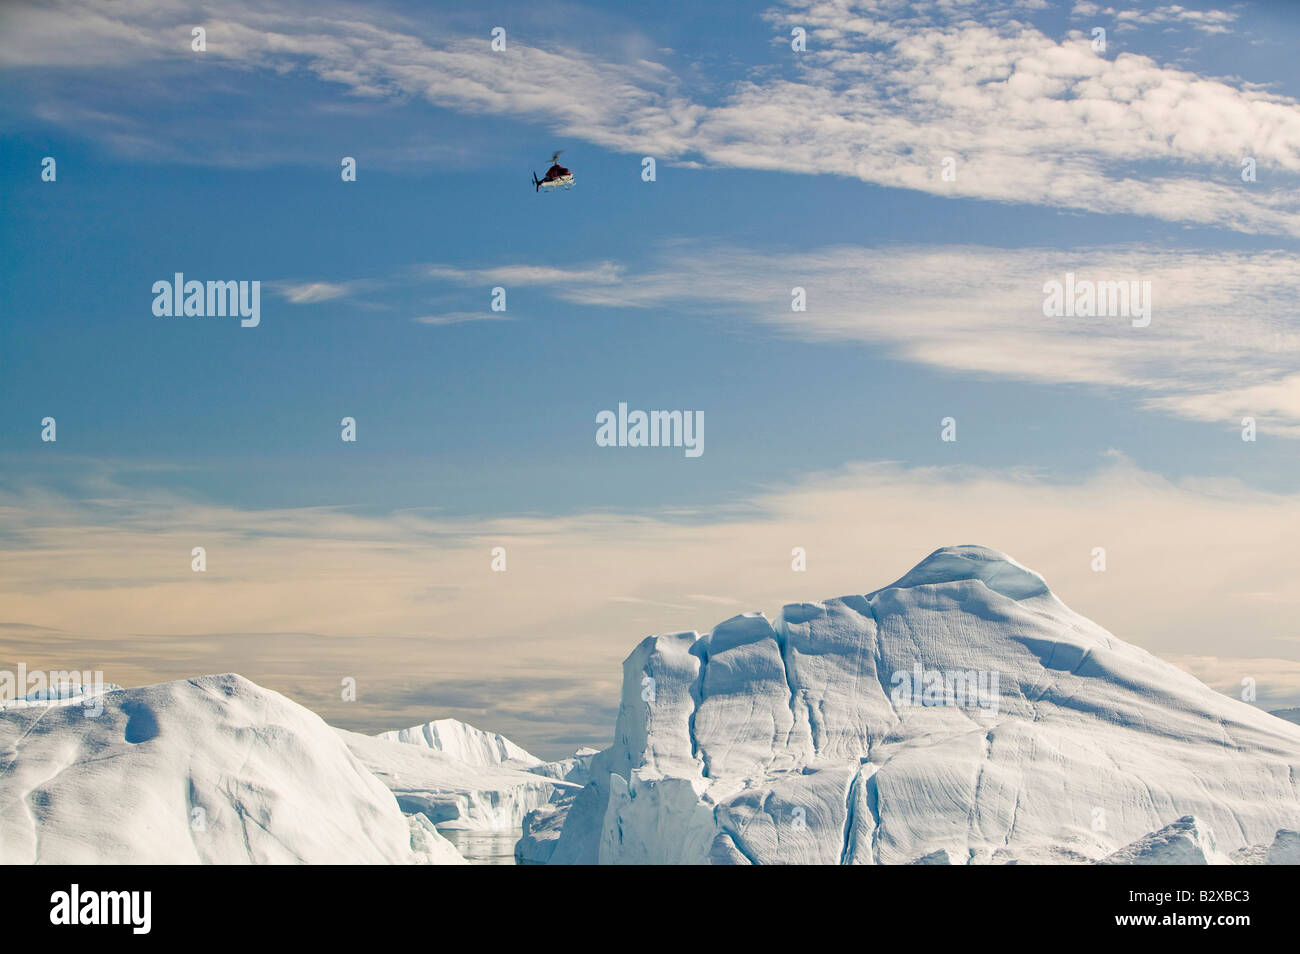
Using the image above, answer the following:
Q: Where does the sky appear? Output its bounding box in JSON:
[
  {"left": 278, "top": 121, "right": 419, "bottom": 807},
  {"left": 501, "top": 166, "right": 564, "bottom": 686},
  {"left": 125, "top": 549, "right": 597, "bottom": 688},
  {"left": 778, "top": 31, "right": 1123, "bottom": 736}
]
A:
[{"left": 1, "top": 0, "right": 1299, "bottom": 757}]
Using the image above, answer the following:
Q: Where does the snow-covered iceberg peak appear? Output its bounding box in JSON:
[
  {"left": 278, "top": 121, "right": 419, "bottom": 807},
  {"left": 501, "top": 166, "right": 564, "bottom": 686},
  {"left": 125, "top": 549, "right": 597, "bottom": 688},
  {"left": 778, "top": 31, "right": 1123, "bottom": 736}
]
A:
[
  {"left": 378, "top": 718, "right": 541, "bottom": 768},
  {"left": 551, "top": 546, "right": 1300, "bottom": 865},
  {"left": 879, "top": 545, "right": 1051, "bottom": 601},
  {"left": 0, "top": 674, "right": 462, "bottom": 864}
]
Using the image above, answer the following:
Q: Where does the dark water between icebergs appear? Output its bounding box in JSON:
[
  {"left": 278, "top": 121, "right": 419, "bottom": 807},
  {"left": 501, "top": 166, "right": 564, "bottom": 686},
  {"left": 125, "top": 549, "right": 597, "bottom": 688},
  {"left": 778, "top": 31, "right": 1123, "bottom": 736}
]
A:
[{"left": 439, "top": 829, "right": 520, "bottom": 865}]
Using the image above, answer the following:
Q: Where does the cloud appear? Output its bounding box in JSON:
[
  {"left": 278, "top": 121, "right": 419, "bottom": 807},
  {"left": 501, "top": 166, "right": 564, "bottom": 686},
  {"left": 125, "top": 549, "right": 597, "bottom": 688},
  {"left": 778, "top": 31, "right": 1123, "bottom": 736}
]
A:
[
  {"left": 753, "top": 1, "right": 1299, "bottom": 233},
  {"left": 425, "top": 263, "right": 624, "bottom": 286},
  {"left": 4, "top": 458, "right": 1300, "bottom": 748},
  {"left": 278, "top": 281, "right": 353, "bottom": 304},
  {"left": 1165, "top": 655, "right": 1300, "bottom": 711},
  {"left": 1145, "top": 373, "right": 1300, "bottom": 431},
  {"left": 275, "top": 237, "right": 1300, "bottom": 432},
  {"left": 1069, "top": 3, "right": 1238, "bottom": 35},
  {"left": 274, "top": 260, "right": 623, "bottom": 328},
  {"left": 426, "top": 241, "right": 1300, "bottom": 433},
  {"left": 5, "top": 0, "right": 1300, "bottom": 234},
  {"left": 1112, "top": 5, "right": 1239, "bottom": 35},
  {"left": 411, "top": 311, "right": 511, "bottom": 325}
]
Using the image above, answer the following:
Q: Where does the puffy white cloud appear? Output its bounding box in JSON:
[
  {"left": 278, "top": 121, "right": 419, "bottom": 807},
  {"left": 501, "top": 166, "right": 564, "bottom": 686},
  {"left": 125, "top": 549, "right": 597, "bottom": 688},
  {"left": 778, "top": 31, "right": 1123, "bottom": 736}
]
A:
[{"left": 1112, "top": 5, "right": 1239, "bottom": 35}]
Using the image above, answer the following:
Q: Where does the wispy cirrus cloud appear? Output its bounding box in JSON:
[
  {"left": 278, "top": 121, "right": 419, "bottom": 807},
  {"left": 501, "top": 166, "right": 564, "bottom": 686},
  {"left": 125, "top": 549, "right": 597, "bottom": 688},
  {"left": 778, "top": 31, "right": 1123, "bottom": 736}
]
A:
[
  {"left": 414, "top": 241, "right": 1300, "bottom": 432},
  {"left": 278, "top": 281, "right": 354, "bottom": 304},
  {"left": 271, "top": 239, "right": 1300, "bottom": 429},
  {"left": 4, "top": 0, "right": 1299, "bottom": 233},
  {"left": 411, "top": 311, "right": 511, "bottom": 325},
  {"left": 271, "top": 261, "right": 624, "bottom": 323},
  {"left": 425, "top": 263, "right": 624, "bottom": 286}
]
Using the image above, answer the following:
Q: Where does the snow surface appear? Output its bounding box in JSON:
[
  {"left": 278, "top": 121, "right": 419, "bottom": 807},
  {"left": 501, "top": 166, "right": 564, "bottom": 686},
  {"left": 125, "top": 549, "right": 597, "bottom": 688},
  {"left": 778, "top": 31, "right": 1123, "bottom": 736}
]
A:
[
  {"left": 1, "top": 683, "right": 125, "bottom": 711},
  {"left": 1271, "top": 708, "right": 1300, "bottom": 727},
  {"left": 527, "top": 746, "right": 598, "bottom": 785},
  {"left": 379, "top": 717, "right": 541, "bottom": 768},
  {"left": 0, "top": 674, "right": 463, "bottom": 864},
  {"left": 549, "top": 545, "right": 1300, "bottom": 865},
  {"left": 1100, "top": 816, "right": 1219, "bottom": 865},
  {"left": 1265, "top": 829, "right": 1300, "bottom": 864}
]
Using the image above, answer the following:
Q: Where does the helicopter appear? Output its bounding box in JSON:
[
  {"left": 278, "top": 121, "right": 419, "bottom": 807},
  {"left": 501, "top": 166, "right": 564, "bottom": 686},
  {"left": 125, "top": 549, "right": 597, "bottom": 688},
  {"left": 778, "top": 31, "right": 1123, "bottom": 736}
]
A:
[{"left": 532, "top": 150, "right": 575, "bottom": 192}]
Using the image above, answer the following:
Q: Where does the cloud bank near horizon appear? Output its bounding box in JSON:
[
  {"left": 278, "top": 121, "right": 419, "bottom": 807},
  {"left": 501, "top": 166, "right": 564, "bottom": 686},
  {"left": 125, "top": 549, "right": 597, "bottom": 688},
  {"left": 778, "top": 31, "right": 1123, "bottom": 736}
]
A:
[{"left": 3, "top": 456, "right": 1299, "bottom": 750}]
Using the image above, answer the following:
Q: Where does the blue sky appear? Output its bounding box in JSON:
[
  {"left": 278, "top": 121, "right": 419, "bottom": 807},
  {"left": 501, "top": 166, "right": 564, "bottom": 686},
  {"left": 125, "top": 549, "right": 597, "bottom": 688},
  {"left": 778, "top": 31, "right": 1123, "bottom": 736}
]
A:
[{"left": 3, "top": 0, "right": 1300, "bottom": 754}]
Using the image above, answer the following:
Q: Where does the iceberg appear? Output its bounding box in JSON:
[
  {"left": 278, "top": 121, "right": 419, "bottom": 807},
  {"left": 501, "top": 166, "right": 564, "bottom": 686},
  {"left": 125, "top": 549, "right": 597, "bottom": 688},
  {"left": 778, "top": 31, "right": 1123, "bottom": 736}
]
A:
[
  {"left": 1264, "top": 829, "right": 1300, "bottom": 864},
  {"left": 1271, "top": 707, "right": 1300, "bottom": 727},
  {"left": 1, "top": 680, "right": 124, "bottom": 712},
  {"left": 6, "top": 546, "right": 1297, "bottom": 866},
  {"left": 1099, "top": 816, "right": 1220, "bottom": 865},
  {"left": 0, "top": 674, "right": 463, "bottom": 864},
  {"left": 516, "top": 802, "right": 571, "bottom": 864},
  {"left": 340, "top": 727, "right": 574, "bottom": 831},
  {"left": 377, "top": 717, "right": 541, "bottom": 769},
  {"left": 514, "top": 747, "right": 600, "bottom": 863},
  {"left": 550, "top": 546, "right": 1300, "bottom": 864}
]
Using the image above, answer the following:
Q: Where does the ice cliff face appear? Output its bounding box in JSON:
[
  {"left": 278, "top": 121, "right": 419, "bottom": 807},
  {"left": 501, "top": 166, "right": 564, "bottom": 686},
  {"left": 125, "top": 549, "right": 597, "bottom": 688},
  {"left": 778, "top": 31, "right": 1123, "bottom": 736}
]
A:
[
  {"left": 514, "top": 747, "right": 600, "bottom": 863},
  {"left": 0, "top": 674, "right": 462, "bottom": 864},
  {"left": 550, "top": 546, "right": 1300, "bottom": 865}
]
